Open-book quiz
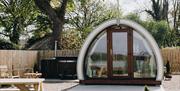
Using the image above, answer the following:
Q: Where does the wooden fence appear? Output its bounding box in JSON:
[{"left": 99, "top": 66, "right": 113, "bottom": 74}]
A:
[
  {"left": 0, "top": 50, "right": 38, "bottom": 76},
  {"left": 38, "top": 50, "right": 79, "bottom": 61},
  {"left": 161, "top": 47, "right": 180, "bottom": 73}
]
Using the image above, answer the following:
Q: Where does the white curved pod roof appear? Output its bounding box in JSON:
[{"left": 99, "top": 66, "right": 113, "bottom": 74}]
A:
[{"left": 77, "top": 19, "right": 164, "bottom": 81}]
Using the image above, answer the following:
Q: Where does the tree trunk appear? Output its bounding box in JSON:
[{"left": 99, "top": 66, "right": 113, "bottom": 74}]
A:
[
  {"left": 34, "top": 0, "right": 68, "bottom": 49},
  {"left": 146, "top": 0, "right": 169, "bottom": 21},
  {"left": 51, "top": 18, "right": 61, "bottom": 49}
]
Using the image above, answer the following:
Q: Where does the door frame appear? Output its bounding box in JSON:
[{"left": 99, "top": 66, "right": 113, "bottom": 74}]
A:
[{"left": 107, "top": 27, "right": 133, "bottom": 79}]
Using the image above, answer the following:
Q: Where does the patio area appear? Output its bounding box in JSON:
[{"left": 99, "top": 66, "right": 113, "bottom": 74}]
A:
[
  {"left": 0, "top": 75, "right": 179, "bottom": 91},
  {"left": 43, "top": 75, "right": 180, "bottom": 91},
  {"left": 162, "top": 75, "right": 180, "bottom": 91}
]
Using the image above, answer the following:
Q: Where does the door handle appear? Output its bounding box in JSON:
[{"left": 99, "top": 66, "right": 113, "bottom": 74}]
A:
[{"left": 110, "top": 49, "right": 113, "bottom": 55}]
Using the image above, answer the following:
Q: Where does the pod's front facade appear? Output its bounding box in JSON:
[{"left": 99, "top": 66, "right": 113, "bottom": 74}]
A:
[{"left": 77, "top": 19, "right": 164, "bottom": 85}]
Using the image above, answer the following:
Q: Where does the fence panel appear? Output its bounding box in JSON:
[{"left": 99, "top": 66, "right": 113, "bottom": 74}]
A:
[
  {"left": 0, "top": 50, "right": 38, "bottom": 76},
  {"left": 161, "top": 47, "right": 180, "bottom": 73}
]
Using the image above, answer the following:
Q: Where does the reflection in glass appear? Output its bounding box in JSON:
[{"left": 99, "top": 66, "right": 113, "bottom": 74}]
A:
[
  {"left": 133, "top": 31, "right": 157, "bottom": 78},
  {"left": 112, "top": 32, "right": 128, "bottom": 76},
  {"left": 85, "top": 32, "right": 107, "bottom": 78}
]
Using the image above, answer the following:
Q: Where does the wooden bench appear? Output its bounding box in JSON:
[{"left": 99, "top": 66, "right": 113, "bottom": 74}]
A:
[
  {"left": 24, "top": 73, "right": 42, "bottom": 78},
  {"left": 0, "top": 78, "right": 44, "bottom": 91}
]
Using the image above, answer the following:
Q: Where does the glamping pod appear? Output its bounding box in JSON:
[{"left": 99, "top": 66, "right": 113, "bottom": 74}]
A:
[{"left": 77, "top": 19, "right": 164, "bottom": 85}]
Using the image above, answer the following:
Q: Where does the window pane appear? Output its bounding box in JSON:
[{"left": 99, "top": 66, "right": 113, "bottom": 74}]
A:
[
  {"left": 85, "top": 32, "right": 107, "bottom": 78},
  {"left": 112, "top": 32, "right": 128, "bottom": 76},
  {"left": 133, "top": 31, "right": 157, "bottom": 78}
]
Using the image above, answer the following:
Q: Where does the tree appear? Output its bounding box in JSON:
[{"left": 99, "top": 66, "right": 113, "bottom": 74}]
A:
[
  {"left": 171, "top": 0, "right": 180, "bottom": 34},
  {"left": 124, "top": 13, "right": 178, "bottom": 47},
  {"left": 34, "top": 0, "right": 69, "bottom": 49},
  {"left": 26, "top": 15, "right": 52, "bottom": 48},
  {"left": 26, "top": 0, "right": 119, "bottom": 49},
  {"left": 67, "top": 0, "right": 120, "bottom": 41},
  {"left": 145, "top": 0, "right": 169, "bottom": 21},
  {"left": 143, "top": 0, "right": 180, "bottom": 47},
  {"left": 0, "top": 39, "right": 17, "bottom": 49},
  {"left": 124, "top": 13, "right": 142, "bottom": 24},
  {"left": 142, "top": 20, "right": 178, "bottom": 47},
  {"left": 0, "top": 0, "right": 40, "bottom": 47},
  {"left": 167, "top": 0, "right": 180, "bottom": 46}
]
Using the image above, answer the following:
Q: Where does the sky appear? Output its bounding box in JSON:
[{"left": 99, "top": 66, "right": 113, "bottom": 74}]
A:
[{"left": 105, "top": 0, "right": 151, "bottom": 20}]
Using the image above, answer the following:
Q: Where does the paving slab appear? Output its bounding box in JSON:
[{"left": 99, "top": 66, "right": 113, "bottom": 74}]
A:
[
  {"left": 162, "top": 75, "right": 180, "bottom": 91},
  {"left": 43, "top": 80, "right": 79, "bottom": 91}
]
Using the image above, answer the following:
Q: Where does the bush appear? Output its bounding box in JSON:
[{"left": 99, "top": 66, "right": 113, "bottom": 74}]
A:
[
  {"left": 59, "top": 30, "right": 83, "bottom": 50},
  {"left": 144, "top": 85, "right": 150, "bottom": 91},
  {"left": 0, "top": 39, "right": 17, "bottom": 49},
  {"left": 142, "top": 20, "right": 178, "bottom": 47}
]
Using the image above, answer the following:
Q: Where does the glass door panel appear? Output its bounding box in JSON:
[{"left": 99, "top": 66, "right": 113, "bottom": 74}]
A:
[
  {"left": 112, "top": 32, "right": 128, "bottom": 76},
  {"left": 133, "top": 31, "right": 157, "bottom": 78}
]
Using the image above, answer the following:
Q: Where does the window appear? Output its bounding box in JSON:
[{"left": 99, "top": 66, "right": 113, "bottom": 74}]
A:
[
  {"left": 112, "top": 32, "right": 128, "bottom": 76},
  {"left": 85, "top": 31, "right": 107, "bottom": 78},
  {"left": 133, "top": 31, "right": 157, "bottom": 78}
]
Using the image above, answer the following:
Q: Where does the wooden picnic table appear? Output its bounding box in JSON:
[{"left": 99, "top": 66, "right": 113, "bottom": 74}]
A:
[{"left": 0, "top": 78, "right": 44, "bottom": 91}]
